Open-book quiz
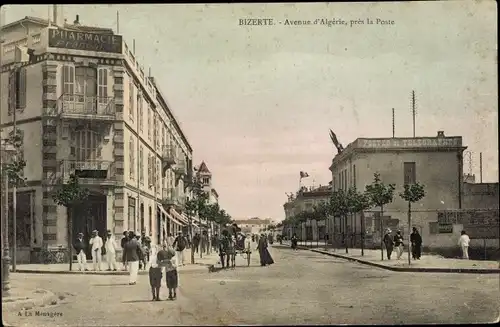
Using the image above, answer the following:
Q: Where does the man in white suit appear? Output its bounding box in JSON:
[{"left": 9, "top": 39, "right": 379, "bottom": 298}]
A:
[
  {"left": 105, "top": 230, "right": 118, "bottom": 271},
  {"left": 89, "top": 230, "right": 103, "bottom": 271}
]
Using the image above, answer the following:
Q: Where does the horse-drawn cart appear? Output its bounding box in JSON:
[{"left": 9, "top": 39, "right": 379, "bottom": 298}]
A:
[{"left": 234, "top": 234, "right": 251, "bottom": 267}]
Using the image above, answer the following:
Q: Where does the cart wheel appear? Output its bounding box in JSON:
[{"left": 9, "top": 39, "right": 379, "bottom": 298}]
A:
[{"left": 247, "top": 251, "right": 251, "bottom": 266}]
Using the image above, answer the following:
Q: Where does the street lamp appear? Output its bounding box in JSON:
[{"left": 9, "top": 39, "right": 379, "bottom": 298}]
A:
[{"left": 1, "top": 140, "right": 16, "bottom": 297}]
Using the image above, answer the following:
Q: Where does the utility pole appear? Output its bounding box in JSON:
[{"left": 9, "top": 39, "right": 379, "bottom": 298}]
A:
[
  {"left": 411, "top": 91, "right": 416, "bottom": 138},
  {"left": 12, "top": 71, "right": 17, "bottom": 273},
  {"left": 479, "top": 152, "right": 483, "bottom": 183}
]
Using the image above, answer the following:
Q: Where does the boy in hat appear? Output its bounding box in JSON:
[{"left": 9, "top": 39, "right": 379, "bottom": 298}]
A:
[
  {"left": 74, "top": 232, "right": 88, "bottom": 271},
  {"left": 89, "top": 230, "right": 103, "bottom": 271},
  {"left": 159, "top": 246, "right": 178, "bottom": 300},
  {"left": 105, "top": 230, "right": 118, "bottom": 271},
  {"left": 149, "top": 244, "right": 167, "bottom": 301}
]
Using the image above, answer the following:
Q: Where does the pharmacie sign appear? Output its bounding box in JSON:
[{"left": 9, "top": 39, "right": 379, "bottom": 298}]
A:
[{"left": 49, "top": 29, "right": 123, "bottom": 54}]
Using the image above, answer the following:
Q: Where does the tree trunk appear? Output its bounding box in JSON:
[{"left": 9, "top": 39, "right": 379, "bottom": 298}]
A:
[
  {"left": 344, "top": 215, "right": 348, "bottom": 254},
  {"left": 68, "top": 206, "right": 73, "bottom": 271},
  {"left": 189, "top": 217, "right": 194, "bottom": 264},
  {"left": 361, "top": 212, "right": 365, "bottom": 256},
  {"left": 407, "top": 201, "right": 411, "bottom": 266},
  {"left": 380, "top": 205, "right": 384, "bottom": 261}
]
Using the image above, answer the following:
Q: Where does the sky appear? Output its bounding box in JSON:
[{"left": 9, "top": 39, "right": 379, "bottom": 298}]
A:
[{"left": 2, "top": 2, "right": 498, "bottom": 221}]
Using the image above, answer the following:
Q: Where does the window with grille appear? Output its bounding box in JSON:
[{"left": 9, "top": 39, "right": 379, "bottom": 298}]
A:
[
  {"left": 71, "top": 129, "right": 100, "bottom": 160},
  {"left": 128, "top": 77, "right": 134, "bottom": 120},
  {"left": 138, "top": 94, "right": 143, "bottom": 132},
  {"left": 129, "top": 137, "right": 135, "bottom": 180},
  {"left": 404, "top": 162, "right": 416, "bottom": 185},
  {"left": 139, "top": 146, "right": 144, "bottom": 185}
]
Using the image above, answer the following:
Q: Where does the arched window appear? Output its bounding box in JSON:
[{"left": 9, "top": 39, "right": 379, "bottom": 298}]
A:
[{"left": 72, "top": 129, "right": 100, "bottom": 161}]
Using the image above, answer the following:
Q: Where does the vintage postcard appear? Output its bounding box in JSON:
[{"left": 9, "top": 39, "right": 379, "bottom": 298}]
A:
[{"left": 0, "top": 2, "right": 498, "bottom": 326}]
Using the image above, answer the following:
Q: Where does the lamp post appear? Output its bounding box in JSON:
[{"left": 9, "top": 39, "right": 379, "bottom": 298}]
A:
[{"left": 1, "top": 141, "right": 16, "bottom": 297}]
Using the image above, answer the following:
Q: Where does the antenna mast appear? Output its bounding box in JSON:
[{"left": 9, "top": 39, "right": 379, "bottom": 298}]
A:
[{"left": 411, "top": 90, "right": 416, "bottom": 138}]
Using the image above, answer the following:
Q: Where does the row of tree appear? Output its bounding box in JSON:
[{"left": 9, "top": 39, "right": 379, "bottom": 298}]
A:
[{"left": 282, "top": 173, "right": 426, "bottom": 255}]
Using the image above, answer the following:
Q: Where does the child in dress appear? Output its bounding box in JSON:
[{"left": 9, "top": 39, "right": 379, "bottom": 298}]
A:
[
  {"left": 149, "top": 245, "right": 167, "bottom": 301},
  {"left": 159, "top": 247, "right": 178, "bottom": 300}
]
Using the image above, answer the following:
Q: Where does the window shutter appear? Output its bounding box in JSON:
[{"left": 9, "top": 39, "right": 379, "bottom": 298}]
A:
[
  {"left": 8, "top": 71, "right": 16, "bottom": 115},
  {"left": 18, "top": 68, "right": 27, "bottom": 109},
  {"left": 97, "top": 68, "right": 108, "bottom": 101}
]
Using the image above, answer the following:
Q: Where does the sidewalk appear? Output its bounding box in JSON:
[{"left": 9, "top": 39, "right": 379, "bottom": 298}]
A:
[
  {"left": 281, "top": 241, "right": 500, "bottom": 274},
  {"left": 10, "top": 248, "right": 220, "bottom": 275},
  {"left": 2, "top": 275, "right": 59, "bottom": 312}
]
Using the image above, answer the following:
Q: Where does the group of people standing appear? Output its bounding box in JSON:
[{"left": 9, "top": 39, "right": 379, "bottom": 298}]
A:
[
  {"left": 73, "top": 229, "right": 122, "bottom": 271},
  {"left": 383, "top": 227, "right": 423, "bottom": 260}
]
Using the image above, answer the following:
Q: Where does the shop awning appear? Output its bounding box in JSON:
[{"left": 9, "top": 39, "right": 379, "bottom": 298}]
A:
[
  {"left": 157, "top": 205, "right": 184, "bottom": 226},
  {"left": 170, "top": 208, "right": 189, "bottom": 226}
]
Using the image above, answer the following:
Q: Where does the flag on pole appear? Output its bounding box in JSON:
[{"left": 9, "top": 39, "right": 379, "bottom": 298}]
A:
[
  {"left": 329, "top": 129, "right": 344, "bottom": 153},
  {"left": 300, "top": 171, "right": 309, "bottom": 178}
]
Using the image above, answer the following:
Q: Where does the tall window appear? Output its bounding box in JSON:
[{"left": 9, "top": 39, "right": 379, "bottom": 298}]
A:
[
  {"left": 71, "top": 129, "right": 100, "bottom": 160},
  {"left": 353, "top": 165, "right": 357, "bottom": 188},
  {"left": 156, "top": 160, "right": 161, "bottom": 191},
  {"left": 97, "top": 68, "right": 108, "bottom": 102},
  {"left": 129, "top": 137, "right": 135, "bottom": 180},
  {"left": 128, "top": 78, "right": 134, "bottom": 120},
  {"left": 8, "top": 68, "right": 27, "bottom": 115},
  {"left": 75, "top": 67, "right": 96, "bottom": 97},
  {"left": 404, "top": 162, "right": 416, "bottom": 185},
  {"left": 148, "top": 105, "right": 152, "bottom": 140},
  {"left": 138, "top": 94, "right": 143, "bottom": 132},
  {"left": 162, "top": 126, "right": 166, "bottom": 150},
  {"left": 139, "top": 146, "right": 144, "bottom": 185},
  {"left": 62, "top": 66, "right": 75, "bottom": 96},
  {"left": 128, "top": 197, "right": 136, "bottom": 232},
  {"left": 147, "top": 155, "right": 152, "bottom": 188}
]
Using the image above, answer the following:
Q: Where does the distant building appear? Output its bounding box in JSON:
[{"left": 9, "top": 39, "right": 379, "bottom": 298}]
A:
[
  {"left": 196, "top": 161, "right": 219, "bottom": 205},
  {"left": 283, "top": 184, "right": 331, "bottom": 240},
  {"left": 233, "top": 217, "right": 272, "bottom": 235}
]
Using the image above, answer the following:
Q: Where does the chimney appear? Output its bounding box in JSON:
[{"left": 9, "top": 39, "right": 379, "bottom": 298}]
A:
[
  {"left": 74, "top": 14, "right": 80, "bottom": 25},
  {"left": 53, "top": 5, "right": 63, "bottom": 26},
  {"left": 437, "top": 131, "right": 445, "bottom": 137}
]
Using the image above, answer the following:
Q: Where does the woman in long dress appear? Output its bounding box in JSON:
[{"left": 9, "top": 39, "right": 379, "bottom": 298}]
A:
[{"left": 257, "top": 234, "right": 274, "bottom": 266}]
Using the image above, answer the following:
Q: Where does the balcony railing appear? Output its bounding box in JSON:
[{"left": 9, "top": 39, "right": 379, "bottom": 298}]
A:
[
  {"left": 162, "top": 187, "right": 186, "bottom": 207},
  {"left": 57, "top": 94, "right": 115, "bottom": 120},
  {"left": 60, "top": 160, "right": 114, "bottom": 185},
  {"left": 173, "top": 158, "right": 186, "bottom": 176},
  {"left": 161, "top": 145, "right": 177, "bottom": 166}
]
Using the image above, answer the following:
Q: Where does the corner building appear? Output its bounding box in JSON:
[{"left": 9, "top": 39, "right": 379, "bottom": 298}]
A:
[{"left": 1, "top": 16, "right": 192, "bottom": 262}]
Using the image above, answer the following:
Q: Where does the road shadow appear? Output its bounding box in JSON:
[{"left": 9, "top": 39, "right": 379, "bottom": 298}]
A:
[
  {"left": 121, "top": 299, "right": 158, "bottom": 303},
  {"left": 93, "top": 283, "right": 130, "bottom": 286}
]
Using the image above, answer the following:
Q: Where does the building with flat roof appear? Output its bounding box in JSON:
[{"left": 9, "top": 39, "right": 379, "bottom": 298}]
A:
[
  {"left": 1, "top": 14, "right": 194, "bottom": 262},
  {"left": 327, "top": 131, "right": 468, "bottom": 249}
]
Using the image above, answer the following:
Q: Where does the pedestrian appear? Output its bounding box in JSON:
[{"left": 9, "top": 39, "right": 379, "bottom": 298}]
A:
[
  {"left": 212, "top": 233, "right": 219, "bottom": 252},
  {"left": 123, "top": 231, "right": 143, "bottom": 285},
  {"left": 89, "top": 230, "right": 103, "bottom": 271},
  {"left": 393, "top": 230, "right": 404, "bottom": 260},
  {"left": 121, "top": 231, "right": 129, "bottom": 271},
  {"left": 149, "top": 244, "right": 166, "bottom": 301},
  {"left": 410, "top": 227, "right": 422, "bottom": 260},
  {"left": 383, "top": 229, "right": 394, "bottom": 260},
  {"left": 192, "top": 233, "right": 200, "bottom": 254},
  {"left": 257, "top": 233, "right": 274, "bottom": 266},
  {"left": 458, "top": 230, "right": 470, "bottom": 259},
  {"left": 218, "top": 230, "right": 230, "bottom": 268},
  {"left": 74, "top": 232, "right": 88, "bottom": 271},
  {"left": 105, "top": 230, "right": 118, "bottom": 271},
  {"left": 141, "top": 231, "right": 152, "bottom": 265},
  {"left": 161, "top": 246, "right": 178, "bottom": 300},
  {"left": 291, "top": 233, "right": 298, "bottom": 250},
  {"left": 166, "top": 233, "right": 175, "bottom": 248},
  {"left": 172, "top": 231, "right": 187, "bottom": 267}
]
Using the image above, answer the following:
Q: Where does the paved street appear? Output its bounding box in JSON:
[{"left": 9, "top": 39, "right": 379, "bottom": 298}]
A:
[{"left": 3, "top": 245, "right": 499, "bottom": 326}]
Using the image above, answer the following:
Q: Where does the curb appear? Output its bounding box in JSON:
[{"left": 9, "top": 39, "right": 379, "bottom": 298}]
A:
[
  {"left": 2, "top": 289, "right": 59, "bottom": 312},
  {"left": 300, "top": 247, "right": 500, "bottom": 274},
  {"left": 11, "top": 261, "right": 218, "bottom": 276}
]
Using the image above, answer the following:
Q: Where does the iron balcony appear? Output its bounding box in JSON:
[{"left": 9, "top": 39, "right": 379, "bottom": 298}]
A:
[{"left": 49, "top": 94, "right": 115, "bottom": 121}]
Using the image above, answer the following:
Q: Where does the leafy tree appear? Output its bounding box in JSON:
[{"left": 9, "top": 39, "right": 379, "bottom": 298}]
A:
[
  {"left": 328, "top": 189, "right": 350, "bottom": 252},
  {"left": 346, "top": 187, "right": 372, "bottom": 255},
  {"left": 52, "top": 175, "right": 89, "bottom": 271},
  {"left": 4, "top": 132, "right": 27, "bottom": 187},
  {"left": 399, "top": 182, "right": 426, "bottom": 265},
  {"left": 364, "top": 173, "right": 395, "bottom": 260}
]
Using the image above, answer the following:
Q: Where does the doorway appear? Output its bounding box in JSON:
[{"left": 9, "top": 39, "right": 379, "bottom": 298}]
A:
[
  {"left": 75, "top": 66, "right": 97, "bottom": 113},
  {"left": 72, "top": 193, "right": 106, "bottom": 258}
]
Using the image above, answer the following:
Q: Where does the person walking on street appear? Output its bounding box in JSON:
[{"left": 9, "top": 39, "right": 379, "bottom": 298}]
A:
[
  {"left": 410, "top": 227, "right": 422, "bottom": 260},
  {"left": 458, "top": 230, "right": 470, "bottom": 259},
  {"left": 192, "top": 233, "right": 201, "bottom": 254},
  {"left": 121, "top": 231, "right": 129, "bottom": 271},
  {"left": 74, "top": 232, "right": 88, "bottom": 271},
  {"left": 257, "top": 233, "right": 275, "bottom": 266},
  {"left": 291, "top": 233, "right": 298, "bottom": 250},
  {"left": 105, "top": 230, "right": 118, "bottom": 271},
  {"left": 123, "top": 231, "right": 143, "bottom": 285},
  {"left": 383, "top": 229, "right": 394, "bottom": 260},
  {"left": 159, "top": 246, "right": 178, "bottom": 300},
  {"left": 172, "top": 232, "right": 187, "bottom": 267},
  {"left": 149, "top": 244, "right": 166, "bottom": 301},
  {"left": 89, "top": 230, "right": 103, "bottom": 271},
  {"left": 166, "top": 233, "right": 175, "bottom": 248},
  {"left": 141, "top": 231, "right": 152, "bottom": 265},
  {"left": 393, "top": 230, "right": 404, "bottom": 260}
]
